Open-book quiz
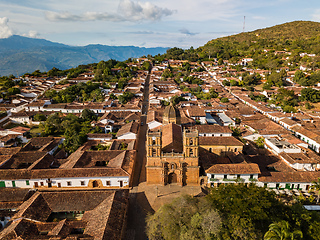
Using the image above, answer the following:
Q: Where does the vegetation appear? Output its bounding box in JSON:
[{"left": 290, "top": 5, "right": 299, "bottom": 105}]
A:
[
  {"left": 146, "top": 195, "right": 221, "bottom": 240},
  {"left": 264, "top": 220, "right": 303, "bottom": 240},
  {"left": 310, "top": 178, "right": 320, "bottom": 204},
  {"left": 39, "top": 109, "right": 99, "bottom": 153},
  {"left": 255, "top": 136, "right": 265, "bottom": 148},
  {"left": 45, "top": 81, "right": 105, "bottom": 103},
  {"left": 146, "top": 184, "right": 320, "bottom": 240},
  {"left": 93, "top": 59, "right": 134, "bottom": 89}
]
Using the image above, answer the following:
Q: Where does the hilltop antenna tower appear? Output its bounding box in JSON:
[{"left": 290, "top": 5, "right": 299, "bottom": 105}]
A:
[{"left": 243, "top": 16, "right": 246, "bottom": 33}]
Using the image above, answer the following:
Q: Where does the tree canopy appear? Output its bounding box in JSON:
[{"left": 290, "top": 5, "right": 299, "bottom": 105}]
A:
[{"left": 146, "top": 184, "right": 320, "bottom": 240}]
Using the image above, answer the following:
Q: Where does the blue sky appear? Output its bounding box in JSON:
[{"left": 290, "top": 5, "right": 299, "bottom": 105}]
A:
[{"left": 0, "top": 0, "right": 320, "bottom": 48}]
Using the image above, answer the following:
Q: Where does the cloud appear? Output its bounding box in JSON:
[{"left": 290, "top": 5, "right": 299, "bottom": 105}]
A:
[
  {"left": 45, "top": 11, "right": 124, "bottom": 22},
  {"left": 22, "top": 30, "right": 39, "bottom": 38},
  {"left": 118, "top": 0, "right": 174, "bottom": 21},
  {"left": 45, "top": 0, "right": 174, "bottom": 22},
  {"left": 0, "top": 17, "right": 13, "bottom": 38},
  {"left": 129, "top": 30, "right": 155, "bottom": 34},
  {"left": 179, "top": 28, "right": 197, "bottom": 36}
]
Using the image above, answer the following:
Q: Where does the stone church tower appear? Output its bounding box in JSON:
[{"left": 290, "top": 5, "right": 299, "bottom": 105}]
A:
[
  {"left": 146, "top": 105, "right": 199, "bottom": 186},
  {"left": 162, "top": 103, "right": 181, "bottom": 125}
]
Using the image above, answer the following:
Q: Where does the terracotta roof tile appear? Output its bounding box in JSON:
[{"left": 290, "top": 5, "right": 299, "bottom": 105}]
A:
[{"left": 206, "top": 163, "right": 261, "bottom": 174}]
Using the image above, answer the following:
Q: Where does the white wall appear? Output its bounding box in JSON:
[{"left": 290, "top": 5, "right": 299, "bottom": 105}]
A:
[
  {"left": 147, "top": 121, "right": 162, "bottom": 130},
  {"left": 1, "top": 176, "right": 130, "bottom": 188},
  {"left": 207, "top": 173, "right": 258, "bottom": 185},
  {"left": 117, "top": 132, "right": 137, "bottom": 140}
]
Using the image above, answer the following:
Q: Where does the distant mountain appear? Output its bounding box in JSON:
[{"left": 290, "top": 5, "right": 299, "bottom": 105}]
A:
[{"left": 0, "top": 35, "right": 168, "bottom": 76}]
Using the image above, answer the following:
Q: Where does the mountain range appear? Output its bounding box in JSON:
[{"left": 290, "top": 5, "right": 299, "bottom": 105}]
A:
[{"left": 0, "top": 35, "right": 168, "bottom": 77}]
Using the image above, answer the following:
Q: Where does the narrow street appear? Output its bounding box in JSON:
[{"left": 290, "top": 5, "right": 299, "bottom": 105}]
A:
[
  {"left": 126, "top": 70, "right": 151, "bottom": 240},
  {"left": 131, "top": 71, "right": 150, "bottom": 187}
]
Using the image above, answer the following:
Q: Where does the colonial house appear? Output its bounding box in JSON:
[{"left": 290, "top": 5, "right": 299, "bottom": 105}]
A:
[
  {"left": 0, "top": 189, "right": 129, "bottom": 240},
  {"left": 199, "top": 136, "right": 244, "bottom": 156},
  {"left": 186, "top": 107, "right": 206, "bottom": 124},
  {"left": 116, "top": 121, "right": 139, "bottom": 140},
  {"left": 290, "top": 125, "right": 320, "bottom": 153},
  {"left": 206, "top": 163, "right": 260, "bottom": 187},
  {"left": 0, "top": 144, "right": 136, "bottom": 189}
]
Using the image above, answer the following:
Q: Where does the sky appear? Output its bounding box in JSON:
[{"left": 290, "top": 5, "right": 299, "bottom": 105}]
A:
[{"left": 0, "top": 0, "right": 320, "bottom": 48}]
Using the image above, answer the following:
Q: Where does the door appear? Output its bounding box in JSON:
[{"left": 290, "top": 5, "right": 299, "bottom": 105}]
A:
[
  {"left": 34, "top": 182, "right": 39, "bottom": 188},
  {"left": 92, "top": 180, "right": 99, "bottom": 188},
  {"left": 119, "top": 181, "right": 123, "bottom": 188},
  {"left": 0, "top": 181, "right": 5, "bottom": 188},
  {"left": 285, "top": 183, "right": 290, "bottom": 189},
  {"left": 168, "top": 173, "right": 177, "bottom": 184},
  {"left": 12, "top": 181, "right": 16, "bottom": 187}
]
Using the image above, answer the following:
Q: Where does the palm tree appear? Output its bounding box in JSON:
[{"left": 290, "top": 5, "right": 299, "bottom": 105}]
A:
[
  {"left": 264, "top": 221, "right": 290, "bottom": 240},
  {"left": 310, "top": 177, "right": 320, "bottom": 204},
  {"left": 288, "top": 230, "right": 303, "bottom": 240},
  {"left": 264, "top": 221, "right": 303, "bottom": 240}
]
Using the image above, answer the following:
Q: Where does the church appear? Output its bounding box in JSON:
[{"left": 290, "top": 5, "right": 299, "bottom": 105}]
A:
[{"left": 146, "top": 104, "right": 200, "bottom": 186}]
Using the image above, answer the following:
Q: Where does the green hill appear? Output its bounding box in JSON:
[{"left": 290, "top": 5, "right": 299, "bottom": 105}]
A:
[
  {"left": 218, "top": 21, "right": 320, "bottom": 42},
  {"left": 200, "top": 21, "right": 320, "bottom": 60}
]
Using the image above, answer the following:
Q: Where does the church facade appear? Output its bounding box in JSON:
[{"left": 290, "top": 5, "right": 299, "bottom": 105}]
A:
[{"left": 145, "top": 104, "right": 200, "bottom": 186}]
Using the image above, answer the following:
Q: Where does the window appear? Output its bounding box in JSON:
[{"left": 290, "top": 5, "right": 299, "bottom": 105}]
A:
[
  {"left": 26, "top": 180, "right": 30, "bottom": 186},
  {"left": 237, "top": 174, "right": 241, "bottom": 179},
  {"left": 119, "top": 181, "right": 123, "bottom": 187},
  {"left": 152, "top": 148, "right": 157, "bottom": 157},
  {"left": 40, "top": 182, "right": 44, "bottom": 186},
  {"left": 80, "top": 181, "right": 85, "bottom": 186},
  {"left": 190, "top": 139, "right": 193, "bottom": 145},
  {"left": 224, "top": 175, "right": 227, "bottom": 179},
  {"left": 209, "top": 148, "right": 212, "bottom": 153},
  {"left": 190, "top": 149, "right": 194, "bottom": 157},
  {"left": 211, "top": 174, "right": 214, "bottom": 179},
  {"left": 234, "top": 148, "right": 237, "bottom": 152},
  {"left": 106, "top": 181, "right": 111, "bottom": 186},
  {"left": 250, "top": 174, "right": 254, "bottom": 179},
  {"left": 58, "top": 183, "right": 61, "bottom": 188},
  {"left": 67, "top": 181, "right": 72, "bottom": 186},
  {"left": 34, "top": 182, "right": 39, "bottom": 187}
]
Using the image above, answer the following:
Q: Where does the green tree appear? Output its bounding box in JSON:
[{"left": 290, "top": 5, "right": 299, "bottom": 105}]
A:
[
  {"left": 146, "top": 195, "right": 221, "bottom": 240},
  {"left": 300, "top": 88, "right": 320, "bottom": 103},
  {"left": 33, "top": 114, "right": 47, "bottom": 122},
  {"left": 141, "top": 61, "right": 151, "bottom": 71},
  {"left": 7, "top": 87, "right": 20, "bottom": 95},
  {"left": 264, "top": 221, "right": 303, "bottom": 240},
  {"left": 209, "top": 88, "right": 219, "bottom": 98},
  {"left": 255, "top": 136, "right": 265, "bottom": 148},
  {"left": 81, "top": 109, "right": 97, "bottom": 121},
  {"left": 310, "top": 177, "right": 320, "bottom": 204},
  {"left": 221, "top": 97, "right": 229, "bottom": 103}
]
